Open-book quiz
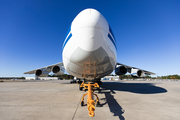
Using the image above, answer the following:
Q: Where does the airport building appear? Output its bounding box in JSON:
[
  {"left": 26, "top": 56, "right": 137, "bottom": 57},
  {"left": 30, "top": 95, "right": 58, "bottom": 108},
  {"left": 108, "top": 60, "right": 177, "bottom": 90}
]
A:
[
  {"left": 25, "top": 77, "right": 59, "bottom": 80},
  {"left": 101, "top": 76, "right": 119, "bottom": 81}
]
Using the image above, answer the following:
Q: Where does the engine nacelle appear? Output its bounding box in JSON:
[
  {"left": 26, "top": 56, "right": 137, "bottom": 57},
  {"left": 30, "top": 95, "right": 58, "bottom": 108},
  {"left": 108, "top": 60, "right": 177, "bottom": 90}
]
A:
[
  {"left": 131, "top": 69, "right": 144, "bottom": 77},
  {"left": 35, "top": 68, "right": 50, "bottom": 77},
  {"left": 115, "top": 66, "right": 127, "bottom": 75},
  {"left": 52, "top": 65, "right": 64, "bottom": 75}
]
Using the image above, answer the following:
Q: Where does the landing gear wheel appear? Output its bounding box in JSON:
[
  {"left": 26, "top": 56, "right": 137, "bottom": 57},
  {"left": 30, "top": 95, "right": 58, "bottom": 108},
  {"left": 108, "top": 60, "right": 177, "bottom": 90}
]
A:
[
  {"left": 79, "top": 84, "right": 83, "bottom": 91},
  {"left": 97, "top": 87, "right": 101, "bottom": 92},
  {"left": 99, "top": 81, "right": 102, "bottom": 85},
  {"left": 78, "top": 80, "right": 83, "bottom": 84},
  {"left": 97, "top": 81, "right": 102, "bottom": 85},
  {"left": 81, "top": 101, "right": 84, "bottom": 106},
  {"left": 79, "top": 87, "right": 83, "bottom": 91}
]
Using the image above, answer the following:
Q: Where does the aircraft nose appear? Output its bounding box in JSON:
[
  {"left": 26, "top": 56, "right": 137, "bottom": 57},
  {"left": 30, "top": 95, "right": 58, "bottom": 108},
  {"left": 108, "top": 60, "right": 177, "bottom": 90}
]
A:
[{"left": 71, "top": 8, "right": 108, "bottom": 31}]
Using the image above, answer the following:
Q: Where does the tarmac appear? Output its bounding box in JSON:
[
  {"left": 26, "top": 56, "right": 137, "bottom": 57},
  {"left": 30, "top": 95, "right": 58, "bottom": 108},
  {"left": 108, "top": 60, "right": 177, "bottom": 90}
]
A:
[{"left": 0, "top": 80, "right": 179, "bottom": 120}]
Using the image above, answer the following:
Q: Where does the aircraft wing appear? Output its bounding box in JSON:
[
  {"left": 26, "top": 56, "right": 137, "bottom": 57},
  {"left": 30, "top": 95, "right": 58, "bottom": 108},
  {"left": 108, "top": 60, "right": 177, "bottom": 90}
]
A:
[
  {"left": 116, "top": 62, "right": 156, "bottom": 75},
  {"left": 24, "top": 62, "right": 64, "bottom": 74}
]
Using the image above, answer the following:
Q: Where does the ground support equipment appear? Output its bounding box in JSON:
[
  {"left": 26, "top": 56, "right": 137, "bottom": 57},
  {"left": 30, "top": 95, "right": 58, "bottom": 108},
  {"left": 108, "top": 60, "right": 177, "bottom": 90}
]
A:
[{"left": 80, "top": 82, "right": 101, "bottom": 117}]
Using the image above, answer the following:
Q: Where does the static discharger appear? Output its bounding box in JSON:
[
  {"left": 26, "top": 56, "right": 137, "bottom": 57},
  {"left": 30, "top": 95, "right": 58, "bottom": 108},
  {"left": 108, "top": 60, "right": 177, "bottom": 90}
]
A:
[{"left": 80, "top": 82, "right": 101, "bottom": 117}]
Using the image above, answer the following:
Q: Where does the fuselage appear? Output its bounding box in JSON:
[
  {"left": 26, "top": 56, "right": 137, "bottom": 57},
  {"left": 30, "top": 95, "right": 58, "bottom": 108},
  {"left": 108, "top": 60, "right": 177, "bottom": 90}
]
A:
[{"left": 62, "top": 8, "right": 117, "bottom": 80}]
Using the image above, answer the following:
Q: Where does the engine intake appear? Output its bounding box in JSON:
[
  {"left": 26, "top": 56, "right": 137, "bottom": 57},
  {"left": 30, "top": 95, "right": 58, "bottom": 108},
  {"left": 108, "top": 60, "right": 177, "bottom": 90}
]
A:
[
  {"left": 115, "top": 66, "right": 127, "bottom": 75},
  {"left": 36, "top": 69, "right": 42, "bottom": 76},
  {"left": 35, "top": 68, "right": 49, "bottom": 77},
  {"left": 52, "top": 65, "right": 64, "bottom": 75},
  {"left": 52, "top": 66, "right": 60, "bottom": 73},
  {"left": 131, "top": 69, "right": 144, "bottom": 77}
]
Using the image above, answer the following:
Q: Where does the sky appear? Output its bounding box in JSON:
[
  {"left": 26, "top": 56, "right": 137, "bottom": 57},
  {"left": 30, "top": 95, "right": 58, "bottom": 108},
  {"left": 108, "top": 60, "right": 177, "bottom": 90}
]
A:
[{"left": 0, "top": 0, "right": 180, "bottom": 77}]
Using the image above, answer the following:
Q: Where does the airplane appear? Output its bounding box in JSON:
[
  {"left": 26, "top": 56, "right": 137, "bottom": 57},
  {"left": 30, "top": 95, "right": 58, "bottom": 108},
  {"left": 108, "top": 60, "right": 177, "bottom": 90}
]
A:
[{"left": 24, "top": 8, "right": 155, "bottom": 117}]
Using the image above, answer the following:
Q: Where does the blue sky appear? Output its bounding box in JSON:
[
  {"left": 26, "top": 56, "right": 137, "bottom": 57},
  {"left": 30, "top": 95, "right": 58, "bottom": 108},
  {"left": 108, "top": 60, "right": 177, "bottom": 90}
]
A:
[{"left": 0, "top": 0, "right": 180, "bottom": 77}]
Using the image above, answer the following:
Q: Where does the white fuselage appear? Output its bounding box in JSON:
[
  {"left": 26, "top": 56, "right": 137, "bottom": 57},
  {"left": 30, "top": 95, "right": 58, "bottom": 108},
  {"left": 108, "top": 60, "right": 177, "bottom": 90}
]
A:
[{"left": 62, "top": 9, "right": 117, "bottom": 80}]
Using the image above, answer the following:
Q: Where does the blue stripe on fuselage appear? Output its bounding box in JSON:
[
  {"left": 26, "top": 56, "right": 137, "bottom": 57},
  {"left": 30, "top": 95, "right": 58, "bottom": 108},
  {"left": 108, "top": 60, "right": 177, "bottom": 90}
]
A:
[
  {"left": 63, "top": 33, "right": 72, "bottom": 49},
  {"left": 108, "top": 34, "right": 117, "bottom": 50},
  {"left": 109, "top": 25, "right": 116, "bottom": 40},
  {"left": 65, "top": 26, "right": 71, "bottom": 38},
  {"left": 108, "top": 25, "right": 117, "bottom": 50},
  {"left": 63, "top": 26, "right": 72, "bottom": 49}
]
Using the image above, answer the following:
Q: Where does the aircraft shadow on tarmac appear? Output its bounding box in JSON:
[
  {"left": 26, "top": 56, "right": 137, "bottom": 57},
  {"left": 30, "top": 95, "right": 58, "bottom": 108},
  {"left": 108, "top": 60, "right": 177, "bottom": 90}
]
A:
[
  {"left": 97, "top": 82, "right": 167, "bottom": 120},
  {"left": 99, "top": 91, "right": 125, "bottom": 120},
  {"left": 100, "top": 82, "right": 167, "bottom": 94}
]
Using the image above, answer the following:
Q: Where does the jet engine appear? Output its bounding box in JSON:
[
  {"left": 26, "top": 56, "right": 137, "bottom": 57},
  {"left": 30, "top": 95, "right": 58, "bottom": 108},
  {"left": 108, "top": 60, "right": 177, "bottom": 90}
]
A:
[
  {"left": 52, "top": 65, "right": 64, "bottom": 75},
  {"left": 115, "top": 66, "right": 127, "bottom": 75},
  {"left": 131, "top": 69, "right": 144, "bottom": 77},
  {"left": 35, "top": 68, "right": 50, "bottom": 77}
]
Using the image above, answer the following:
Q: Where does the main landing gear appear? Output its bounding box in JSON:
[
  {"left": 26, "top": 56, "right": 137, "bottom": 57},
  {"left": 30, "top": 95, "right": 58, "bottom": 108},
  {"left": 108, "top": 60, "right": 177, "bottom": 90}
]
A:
[{"left": 79, "top": 82, "right": 101, "bottom": 117}]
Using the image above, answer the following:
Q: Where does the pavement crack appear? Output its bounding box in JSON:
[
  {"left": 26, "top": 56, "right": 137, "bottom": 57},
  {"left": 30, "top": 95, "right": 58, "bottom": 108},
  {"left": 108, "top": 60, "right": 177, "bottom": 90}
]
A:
[{"left": 72, "top": 93, "right": 83, "bottom": 120}]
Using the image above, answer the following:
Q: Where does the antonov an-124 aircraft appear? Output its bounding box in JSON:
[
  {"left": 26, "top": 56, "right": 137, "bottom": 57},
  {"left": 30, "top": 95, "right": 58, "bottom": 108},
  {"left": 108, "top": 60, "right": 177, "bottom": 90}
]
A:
[{"left": 24, "top": 8, "right": 155, "bottom": 117}]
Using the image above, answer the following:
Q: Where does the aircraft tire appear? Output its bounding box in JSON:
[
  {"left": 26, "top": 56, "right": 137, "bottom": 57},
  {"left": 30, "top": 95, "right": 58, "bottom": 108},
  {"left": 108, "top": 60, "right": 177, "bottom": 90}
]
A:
[{"left": 79, "top": 85, "right": 83, "bottom": 91}]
